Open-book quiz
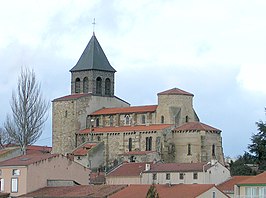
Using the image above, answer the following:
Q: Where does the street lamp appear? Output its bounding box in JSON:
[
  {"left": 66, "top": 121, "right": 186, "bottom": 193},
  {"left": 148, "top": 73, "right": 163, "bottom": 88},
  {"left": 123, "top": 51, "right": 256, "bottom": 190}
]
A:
[{"left": 203, "top": 162, "right": 211, "bottom": 184}]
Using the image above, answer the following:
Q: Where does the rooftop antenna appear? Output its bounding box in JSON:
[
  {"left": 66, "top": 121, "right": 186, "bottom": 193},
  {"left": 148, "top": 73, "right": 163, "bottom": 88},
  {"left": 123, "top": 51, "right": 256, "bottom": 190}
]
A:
[{"left": 92, "top": 18, "right": 96, "bottom": 35}]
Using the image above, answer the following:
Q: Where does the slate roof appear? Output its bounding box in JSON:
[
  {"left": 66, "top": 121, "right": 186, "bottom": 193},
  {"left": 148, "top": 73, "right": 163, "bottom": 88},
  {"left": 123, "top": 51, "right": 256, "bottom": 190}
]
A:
[
  {"left": 70, "top": 33, "right": 116, "bottom": 73},
  {"left": 0, "top": 154, "right": 59, "bottom": 166},
  {"left": 78, "top": 124, "right": 173, "bottom": 134},
  {"left": 217, "top": 176, "right": 253, "bottom": 193},
  {"left": 158, "top": 87, "right": 194, "bottom": 96},
  {"left": 237, "top": 171, "right": 266, "bottom": 185},
  {"left": 173, "top": 121, "right": 221, "bottom": 132},
  {"left": 110, "top": 184, "right": 224, "bottom": 198},
  {"left": 19, "top": 185, "right": 126, "bottom": 198},
  {"left": 91, "top": 105, "right": 158, "bottom": 115}
]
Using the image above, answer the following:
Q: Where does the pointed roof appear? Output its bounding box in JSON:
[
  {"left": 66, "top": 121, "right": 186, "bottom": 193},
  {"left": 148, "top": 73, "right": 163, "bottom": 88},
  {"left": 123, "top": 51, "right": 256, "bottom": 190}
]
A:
[
  {"left": 173, "top": 121, "right": 221, "bottom": 132},
  {"left": 158, "top": 88, "right": 194, "bottom": 96},
  {"left": 70, "top": 33, "right": 116, "bottom": 72},
  {"left": 237, "top": 171, "right": 266, "bottom": 185}
]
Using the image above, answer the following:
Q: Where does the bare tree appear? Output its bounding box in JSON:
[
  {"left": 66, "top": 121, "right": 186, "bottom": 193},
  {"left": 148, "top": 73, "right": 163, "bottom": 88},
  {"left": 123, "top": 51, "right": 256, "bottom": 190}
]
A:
[
  {"left": 0, "top": 127, "right": 12, "bottom": 149},
  {"left": 4, "top": 67, "right": 49, "bottom": 154}
]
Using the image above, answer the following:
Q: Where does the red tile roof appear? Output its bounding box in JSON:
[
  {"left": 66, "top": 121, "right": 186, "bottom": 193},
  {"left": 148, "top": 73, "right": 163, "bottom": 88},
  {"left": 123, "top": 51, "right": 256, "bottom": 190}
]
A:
[
  {"left": 91, "top": 105, "right": 158, "bottom": 115},
  {"left": 72, "top": 143, "right": 97, "bottom": 156},
  {"left": 122, "top": 151, "right": 156, "bottom": 155},
  {"left": 237, "top": 171, "right": 266, "bottom": 185},
  {"left": 145, "top": 162, "right": 211, "bottom": 173},
  {"left": 217, "top": 176, "right": 253, "bottom": 193},
  {"left": 26, "top": 145, "right": 52, "bottom": 154},
  {"left": 110, "top": 184, "right": 222, "bottom": 198},
  {"left": 173, "top": 121, "right": 221, "bottom": 132},
  {"left": 0, "top": 153, "right": 59, "bottom": 166},
  {"left": 19, "top": 185, "right": 127, "bottom": 197},
  {"left": 78, "top": 124, "right": 173, "bottom": 134},
  {"left": 52, "top": 93, "right": 91, "bottom": 102},
  {"left": 158, "top": 88, "right": 194, "bottom": 96},
  {"left": 107, "top": 162, "right": 152, "bottom": 177}
]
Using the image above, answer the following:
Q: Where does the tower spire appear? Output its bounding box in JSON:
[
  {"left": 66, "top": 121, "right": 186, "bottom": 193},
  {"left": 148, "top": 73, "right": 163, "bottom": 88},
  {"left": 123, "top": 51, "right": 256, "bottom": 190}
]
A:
[{"left": 92, "top": 18, "right": 96, "bottom": 35}]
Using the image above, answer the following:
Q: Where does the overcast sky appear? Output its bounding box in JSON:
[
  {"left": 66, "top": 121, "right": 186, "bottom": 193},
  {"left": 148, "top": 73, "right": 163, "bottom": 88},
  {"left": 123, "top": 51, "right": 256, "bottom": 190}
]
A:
[{"left": 1, "top": 0, "right": 266, "bottom": 157}]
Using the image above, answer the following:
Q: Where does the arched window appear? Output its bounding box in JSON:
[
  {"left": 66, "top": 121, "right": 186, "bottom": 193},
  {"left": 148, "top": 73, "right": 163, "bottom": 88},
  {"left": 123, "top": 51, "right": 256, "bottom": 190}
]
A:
[
  {"left": 141, "top": 115, "right": 146, "bottom": 124},
  {"left": 75, "top": 78, "right": 81, "bottom": 93},
  {"left": 187, "top": 144, "right": 191, "bottom": 155},
  {"left": 185, "top": 115, "right": 189, "bottom": 122},
  {"left": 109, "top": 115, "right": 113, "bottom": 126},
  {"left": 161, "top": 116, "right": 164, "bottom": 124},
  {"left": 129, "top": 138, "right": 132, "bottom": 151},
  {"left": 96, "top": 77, "right": 102, "bottom": 95},
  {"left": 83, "top": 77, "right": 89, "bottom": 93},
  {"left": 146, "top": 137, "right": 152, "bottom": 151},
  {"left": 105, "top": 78, "right": 111, "bottom": 95},
  {"left": 212, "top": 144, "right": 216, "bottom": 156},
  {"left": 96, "top": 118, "right": 100, "bottom": 127},
  {"left": 125, "top": 115, "right": 130, "bottom": 125}
]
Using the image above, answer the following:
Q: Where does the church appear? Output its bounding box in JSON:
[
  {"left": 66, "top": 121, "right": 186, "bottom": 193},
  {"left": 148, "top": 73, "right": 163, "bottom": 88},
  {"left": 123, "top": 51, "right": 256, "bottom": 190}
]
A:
[{"left": 52, "top": 33, "right": 225, "bottom": 171}]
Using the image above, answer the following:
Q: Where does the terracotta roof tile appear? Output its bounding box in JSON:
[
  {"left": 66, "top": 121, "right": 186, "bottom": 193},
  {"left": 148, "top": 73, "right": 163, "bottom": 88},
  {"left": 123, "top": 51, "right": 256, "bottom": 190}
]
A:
[
  {"left": 122, "top": 151, "right": 156, "bottom": 155},
  {"left": 145, "top": 162, "right": 210, "bottom": 173},
  {"left": 173, "top": 121, "right": 221, "bottom": 132},
  {"left": 53, "top": 93, "right": 91, "bottom": 102},
  {"left": 19, "top": 185, "right": 127, "bottom": 197},
  {"left": 237, "top": 171, "right": 266, "bottom": 185},
  {"left": 107, "top": 162, "right": 152, "bottom": 177},
  {"left": 217, "top": 176, "right": 253, "bottom": 193},
  {"left": 0, "top": 153, "right": 59, "bottom": 166},
  {"left": 72, "top": 143, "right": 97, "bottom": 156},
  {"left": 158, "top": 88, "right": 194, "bottom": 96},
  {"left": 110, "top": 184, "right": 222, "bottom": 198},
  {"left": 91, "top": 105, "right": 158, "bottom": 115},
  {"left": 78, "top": 124, "right": 173, "bottom": 134}
]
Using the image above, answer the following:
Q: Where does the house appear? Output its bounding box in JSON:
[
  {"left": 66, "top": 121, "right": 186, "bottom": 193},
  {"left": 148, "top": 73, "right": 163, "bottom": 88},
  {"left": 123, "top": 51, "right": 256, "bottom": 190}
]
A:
[
  {"left": 106, "top": 162, "right": 150, "bottom": 185},
  {"left": 217, "top": 176, "right": 253, "bottom": 198},
  {"left": 235, "top": 171, "right": 266, "bottom": 198},
  {"left": 109, "top": 184, "right": 229, "bottom": 198},
  {"left": 106, "top": 161, "right": 230, "bottom": 185},
  {"left": 19, "top": 184, "right": 127, "bottom": 198},
  {"left": 0, "top": 153, "right": 90, "bottom": 197},
  {"left": 142, "top": 161, "right": 230, "bottom": 185}
]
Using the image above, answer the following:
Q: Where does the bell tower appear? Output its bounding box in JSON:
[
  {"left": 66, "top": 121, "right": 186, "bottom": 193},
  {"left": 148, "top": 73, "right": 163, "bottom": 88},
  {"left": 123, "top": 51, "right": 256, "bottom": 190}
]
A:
[{"left": 70, "top": 33, "right": 116, "bottom": 96}]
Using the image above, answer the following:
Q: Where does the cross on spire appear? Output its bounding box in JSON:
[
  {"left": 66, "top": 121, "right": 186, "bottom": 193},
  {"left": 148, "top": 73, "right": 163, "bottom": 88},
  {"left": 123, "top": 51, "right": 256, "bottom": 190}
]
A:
[{"left": 92, "top": 18, "right": 96, "bottom": 34}]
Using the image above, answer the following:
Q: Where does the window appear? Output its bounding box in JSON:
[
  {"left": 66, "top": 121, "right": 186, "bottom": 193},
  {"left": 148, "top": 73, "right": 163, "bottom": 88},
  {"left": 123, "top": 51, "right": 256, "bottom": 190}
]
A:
[
  {"left": 161, "top": 116, "right": 164, "bottom": 124},
  {"left": 125, "top": 115, "right": 130, "bottom": 125},
  {"left": 245, "top": 187, "right": 266, "bottom": 197},
  {"left": 129, "top": 138, "right": 132, "bottom": 151},
  {"left": 179, "top": 173, "right": 184, "bottom": 180},
  {"left": 12, "top": 169, "right": 20, "bottom": 176},
  {"left": 185, "top": 115, "right": 189, "bottom": 122},
  {"left": 152, "top": 173, "right": 157, "bottom": 180},
  {"left": 105, "top": 78, "right": 111, "bottom": 95},
  {"left": 109, "top": 116, "right": 113, "bottom": 126},
  {"left": 193, "top": 172, "right": 198, "bottom": 180},
  {"left": 96, "top": 118, "right": 100, "bottom": 127},
  {"left": 11, "top": 178, "right": 18, "bottom": 193},
  {"left": 83, "top": 77, "right": 89, "bottom": 93},
  {"left": 141, "top": 115, "right": 146, "bottom": 124},
  {"left": 97, "top": 136, "right": 101, "bottom": 141},
  {"left": 0, "top": 178, "right": 4, "bottom": 192},
  {"left": 166, "top": 173, "right": 170, "bottom": 180},
  {"left": 65, "top": 110, "right": 68, "bottom": 118},
  {"left": 212, "top": 144, "right": 215, "bottom": 156},
  {"left": 187, "top": 144, "right": 191, "bottom": 155},
  {"left": 96, "top": 77, "right": 102, "bottom": 95},
  {"left": 146, "top": 137, "right": 152, "bottom": 151},
  {"left": 212, "top": 191, "right": 216, "bottom": 198},
  {"left": 75, "top": 78, "right": 81, "bottom": 93}
]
